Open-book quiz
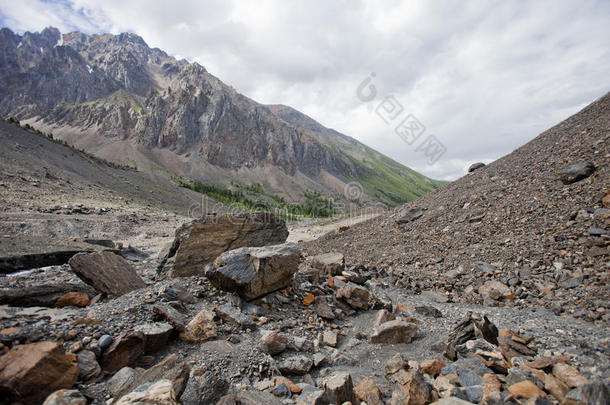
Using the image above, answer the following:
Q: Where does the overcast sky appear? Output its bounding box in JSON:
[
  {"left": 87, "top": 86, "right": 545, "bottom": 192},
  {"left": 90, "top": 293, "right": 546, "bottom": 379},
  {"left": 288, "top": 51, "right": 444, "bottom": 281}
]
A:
[{"left": 1, "top": 0, "right": 608, "bottom": 180}]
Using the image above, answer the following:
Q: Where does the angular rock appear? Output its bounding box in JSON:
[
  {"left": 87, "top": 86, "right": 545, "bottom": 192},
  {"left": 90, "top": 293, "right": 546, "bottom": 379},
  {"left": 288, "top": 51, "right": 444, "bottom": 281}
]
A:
[
  {"left": 374, "top": 308, "right": 396, "bottom": 326},
  {"left": 181, "top": 370, "right": 229, "bottom": 405},
  {"left": 217, "top": 389, "right": 283, "bottom": 405},
  {"left": 468, "top": 162, "right": 486, "bottom": 172},
  {"left": 323, "top": 372, "right": 354, "bottom": 404},
  {"left": 0, "top": 283, "right": 96, "bottom": 308},
  {"left": 386, "top": 353, "right": 409, "bottom": 375},
  {"left": 275, "top": 377, "right": 302, "bottom": 394},
  {"left": 415, "top": 305, "right": 442, "bottom": 318},
  {"left": 204, "top": 243, "right": 299, "bottom": 300},
  {"left": 308, "top": 252, "right": 345, "bottom": 276},
  {"left": 395, "top": 207, "right": 425, "bottom": 224},
  {"left": 560, "top": 162, "right": 596, "bottom": 184},
  {"left": 562, "top": 380, "right": 609, "bottom": 405},
  {"left": 552, "top": 363, "right": 589, "bottom": 388},
  {"left": 164, "top": 212, "right": 289, "bottom": 277},
  {"left": 214, "top": 304, "right": 256, "bottom": 329},
  {"left": 479, "top": 280, "right": 513, "bottom": 301},
  {"left": 0, "top": 341, "right": 79, "bottom": 404},
  {"left": 69, "top": 251, "right": 146, "bottom": 296},
  {"left": 180, "top": 308, "right": 217, "bottom": 343},
  {"left": 370, "top": 320, "right": 417, "bottom": 344},
  {"left": 445, "top": 312, "right": 498, "bottom": 360},
  {"left": 508, "top": 380, "right": 546, "bottom": 399},
  {"left": 100, "top": 333, "right": 145, "bottom": 373},
  {"left": 108, "top": 367, "right": 141, "bottom": 398},
  {"left": 42, "top": 389, "right": 87, "bottom": 405},
  {"left": 153, "top": 304, "right": 188, "bottom": 332},
  {"left": 354, "top": 376, "right": 384, "bottom": 405},
  {"left": 277, "top": 355, "right": 313, "bottom": 376},
  {"left": 336, "top": 282, "right": 371, "bottom": 310},
  {"left": 76, "top": 349, "right": 101, "bottom": 381},
  {"left": 261, "top": 331, "right": 288, "bottom": 355},
  {"left": 323, "top": 330, "right": 338, "bottom": 347},
  {"left": 315, "top": 296, "right": 336, "bottom": 320},
  {"left": 134, "top": 322, "right": 174, "bottom": 353},
  {"left": 116, "top": 379, "right": 178, "bottom": 405},
  {"left": 421, "top": 359, "right": 446, "bottom": 377},
  {"left": 55, "top": 292, "right": 90, "bottom": 308},
  {"left": 544, "top": 373, "right": 569, "bottom": 402},
  {"left": 393, "top": 369, "right": 433, "bottom": 405}
]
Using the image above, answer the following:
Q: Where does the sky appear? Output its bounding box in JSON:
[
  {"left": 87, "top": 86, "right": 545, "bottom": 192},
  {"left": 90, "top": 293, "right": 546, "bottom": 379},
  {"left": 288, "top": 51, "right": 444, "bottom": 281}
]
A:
[{"left": 1, "top": 0, "right": 608, "bottom": 180}]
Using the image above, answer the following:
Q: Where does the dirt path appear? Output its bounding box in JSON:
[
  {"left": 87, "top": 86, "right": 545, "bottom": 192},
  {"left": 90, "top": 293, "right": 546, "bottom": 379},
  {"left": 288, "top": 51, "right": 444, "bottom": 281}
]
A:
[{"left": 287, "top": 212, "right": 381, "bottom": 243}]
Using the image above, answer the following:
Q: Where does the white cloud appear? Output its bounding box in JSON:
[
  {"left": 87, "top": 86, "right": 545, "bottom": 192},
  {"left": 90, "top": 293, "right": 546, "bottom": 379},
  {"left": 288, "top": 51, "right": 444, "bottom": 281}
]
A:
[{"left": 0, "top": 0, "right": 608, "bottom": 180}]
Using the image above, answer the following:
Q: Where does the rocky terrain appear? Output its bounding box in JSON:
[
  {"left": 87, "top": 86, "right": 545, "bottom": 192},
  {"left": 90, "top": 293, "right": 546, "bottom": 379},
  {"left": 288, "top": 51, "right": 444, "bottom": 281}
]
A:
[
  {"left": 307, "top": 92, "right": 610, "bottom": 324},
  {"left": 0, "top": 27, "right": 443, "bottom": 206},
  {"left": 0, "top": 29, "right": 608, "bottom": 405}
]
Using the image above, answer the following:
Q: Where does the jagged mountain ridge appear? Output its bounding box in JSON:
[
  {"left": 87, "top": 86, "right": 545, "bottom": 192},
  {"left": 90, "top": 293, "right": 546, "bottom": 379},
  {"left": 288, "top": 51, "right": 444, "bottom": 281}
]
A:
[{"left": 0, "top": 26, "right": 443, "bottom": 204}]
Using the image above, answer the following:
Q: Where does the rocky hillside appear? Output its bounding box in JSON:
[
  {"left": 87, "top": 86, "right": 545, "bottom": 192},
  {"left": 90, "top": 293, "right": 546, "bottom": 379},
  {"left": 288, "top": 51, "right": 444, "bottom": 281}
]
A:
[
  {"left": 0, "top": 26, "right": 443, "bottom": 205},
  {"left": 306, "top": 92, "right": 610, "bottom": 323}
]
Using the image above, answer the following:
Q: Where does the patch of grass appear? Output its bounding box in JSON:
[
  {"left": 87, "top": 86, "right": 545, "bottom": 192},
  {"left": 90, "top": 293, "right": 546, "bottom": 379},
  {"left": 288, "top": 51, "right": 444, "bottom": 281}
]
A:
[{"left": 179, "top": 179, "right": 336, "bottom": 221}]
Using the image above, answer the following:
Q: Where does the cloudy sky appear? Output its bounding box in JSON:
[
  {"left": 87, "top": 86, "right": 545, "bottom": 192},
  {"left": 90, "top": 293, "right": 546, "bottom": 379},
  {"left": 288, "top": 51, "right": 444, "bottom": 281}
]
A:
[{"left": 1, "top": 0, "right": 608, "bottom": 180}]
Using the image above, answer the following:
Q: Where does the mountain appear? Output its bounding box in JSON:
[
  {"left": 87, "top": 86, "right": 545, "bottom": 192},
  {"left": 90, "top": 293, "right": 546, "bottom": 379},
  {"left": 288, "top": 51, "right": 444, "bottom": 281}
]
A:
[
  {"left": 0, "top": 26, "right": 443, "bottom": 206},
  {"left": 306, "top": 92, "right": 609, "bottom": 321}
]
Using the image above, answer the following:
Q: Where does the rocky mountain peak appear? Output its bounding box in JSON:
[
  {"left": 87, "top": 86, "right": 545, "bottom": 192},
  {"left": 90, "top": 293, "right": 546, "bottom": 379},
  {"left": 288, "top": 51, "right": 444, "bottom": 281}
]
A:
[{"left": 0, "top": 26, "right": 442, "bottom": 204}]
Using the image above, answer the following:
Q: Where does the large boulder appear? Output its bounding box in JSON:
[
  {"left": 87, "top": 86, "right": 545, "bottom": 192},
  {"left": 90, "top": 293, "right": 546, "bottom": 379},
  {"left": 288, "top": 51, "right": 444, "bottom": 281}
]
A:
[
  {"left": 0, "top": 341, "right": 79, "bottom": 404},
  {"left": 307, "top": 252, "right": 345, "bottom": 276},
  {"left": 204, "top": 243, "right": 299, "bottom": 300},
  {"left": 69, "top": 251, "right": 146, "bottom": 296},
  {"left": 162, "top": 212, "right": 289, "bottom": 277},
  {"left": 370, "top": 320, "right": 418, "bottom": 344}
]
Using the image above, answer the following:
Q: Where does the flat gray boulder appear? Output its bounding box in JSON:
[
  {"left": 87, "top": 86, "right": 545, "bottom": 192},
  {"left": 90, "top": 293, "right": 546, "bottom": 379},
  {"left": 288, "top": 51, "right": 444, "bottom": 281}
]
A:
[{"left": 204, "top": 243, "right": 299, "bottom": 300}]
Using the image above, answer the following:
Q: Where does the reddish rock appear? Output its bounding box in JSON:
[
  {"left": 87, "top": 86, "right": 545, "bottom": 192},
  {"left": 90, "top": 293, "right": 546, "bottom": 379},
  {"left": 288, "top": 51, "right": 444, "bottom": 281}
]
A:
[
  {"left": 354, "top": 376, "right": 384, "bottom": 405},
  {"left": 69, "top": 251, "right": 145, "bottom": 296},
  {"left": 0, "top": 341, "right": 79, "bottom": 404},
  {"left": 508, "top": 380, "right": 546, "bottom": 399},
  {"left": 552, "top": 363, "right": 589, "bottom": 388},
  {"left": 180, "top": 309, "right": 217, "bottom": 343},
  {"left": 420, "top": 359, "right": 446, "bottom": 377},
  {"left": 55, "top": 292, "right": 90, "bottom": 308}
]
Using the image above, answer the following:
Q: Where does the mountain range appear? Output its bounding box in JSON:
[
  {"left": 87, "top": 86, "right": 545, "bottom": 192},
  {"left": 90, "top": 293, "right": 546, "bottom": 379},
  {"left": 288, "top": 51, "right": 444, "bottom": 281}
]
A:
[{"left": 0, "top": 26, "right": 443, "bottom": 206}]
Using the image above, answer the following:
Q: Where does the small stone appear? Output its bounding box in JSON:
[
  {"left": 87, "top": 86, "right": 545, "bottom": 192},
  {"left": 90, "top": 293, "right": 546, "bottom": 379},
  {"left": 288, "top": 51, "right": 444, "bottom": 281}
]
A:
[
  {"left": 302, "top": 293, "right": 315, "bottom": 306},
  {"left": 277, "top": 355, "right": 313, "bottom": 376},
  {"left": 271, "top": 382, "right": 291, "bottom": 397},
  {"left": 98, "top": 335, "right": 113, "bottom": 350},
  {"left": 42, "top": 389, "right": 87, "bottom": 405},
  {"left": 559, "top": 162, "right": 596, "bottom": 184},
  {"left": 261, "top": 331, "right": 288, "bottom": 356},
  {"left": 386, "top": 353, "right": 409, "bottom": 375},
  {"left": 468, "top": 162, "right": 485, "bottom": 172},
  {"left": 373, "top": 309, "right": 395, "bottom": 326},
  {"left": 508, "top": 380, "right": 547, "bottom": 399},
  {"left": 370, "top": 320, "right": 417, "bottom": 344},
  {"left": 55, "top": 292, "right": 90, "bottom": 308},
  {"left": 274, "top": 377, "right": 302, "bottom": 394},
  {"left": 323, "top": 372, "right": 355, "bottom": 405},
  {"left": 336, "top": 283, "right": 371, "bottom": 310},
  {"left": 180, "top": 308, "right": 216, "bottom": 343},
  {"left": 392, "top": 369, "right": 433, "bottom": 405},
  {"left": 354, "top": 376, "right": 384, "bottom": 405},
  {"left": 76, "top": 350, "right": 101, "bottom": 381},
  {"left": 420, "top": 359, "right": 446, "bottom": 377},
  {"left": 552, "top": 363, "right": 589, "bottom": 388},
  {"left": 415, "top": 305, "right": 442, "bottom": 318},
  {"left": 323, "top": 331, "right": 338, "bottom": 347},
  {"left": 134, "top": 322, "right": 173, "bottom": 353},
  {"left": 108, "top": 367, "right": 140, "bottom": 398}
]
